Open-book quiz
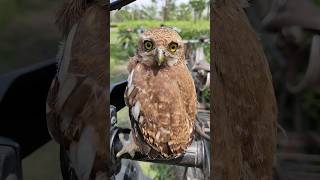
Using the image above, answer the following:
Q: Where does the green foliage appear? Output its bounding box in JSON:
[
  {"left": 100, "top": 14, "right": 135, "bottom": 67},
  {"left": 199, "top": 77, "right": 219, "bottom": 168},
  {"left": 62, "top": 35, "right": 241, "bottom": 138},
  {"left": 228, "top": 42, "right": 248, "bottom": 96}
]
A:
[
  {"left": 176, "top": 3, "right": 192, "bottom": 20},
  {"left": 111, "top": 7, "right": 132, "bottom": 22},
  {"left": 111, "top": 0, "right": 210, "bottom": 22},
  {"left": 118, "top": 28, "right": 137, "bottom": 56},
  {"left": 160, "top": 0, "right": 177, "bottom": 21},
  {"left": 116, "top": 20, "right": 209, "bottom": 40},
  {"left": 314, "top": 0, "right": 320, "bottom": 6},
  {"left": 113, "top": 20, "right": 210, "bottom": 62},
  {"left": 190, "top": 0, "right": 206, "bottom": 20},
  {"left": 139, "top": 162, "right": 157, "bottom": 179},
  {"left": 111, "top": 2, "right": 158, "bottom": 22},
  {"left": 150, "top": 164, "right": 175, "bottom": 180},
  {"left": 110, "top": 28, "right": 129, "bottom": 71},
  {"left": 139, "top": 162, "right": 175, "bottom": 180},
  {"left": 110, "top": 20, "right": 210, "bottom": 82},
  {"left": 203, "top": 88, "right": 210, "bottom": 103},
  {"left": 140, "top": 4, "right": 158, "bottom": 20}
]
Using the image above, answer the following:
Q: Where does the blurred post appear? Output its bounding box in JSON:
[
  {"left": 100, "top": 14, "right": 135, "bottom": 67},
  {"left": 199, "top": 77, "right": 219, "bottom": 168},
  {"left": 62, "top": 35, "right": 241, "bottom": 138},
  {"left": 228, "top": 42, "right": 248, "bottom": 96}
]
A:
[{"left": 211, "top": 0, "right": 277, "bottom": 179}]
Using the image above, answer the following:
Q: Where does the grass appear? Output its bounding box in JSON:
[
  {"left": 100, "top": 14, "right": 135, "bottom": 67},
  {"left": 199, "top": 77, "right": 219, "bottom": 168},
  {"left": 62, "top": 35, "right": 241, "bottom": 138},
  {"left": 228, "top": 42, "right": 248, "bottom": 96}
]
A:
[
  {"left": 110, "top": 28, "right": 121, "bottom": 69},
  {"left": 23, "top": 141, "right": 62, "bottom": 180},
  {"left": 139, "top": 162, "right": 158, "bottom": 179}
]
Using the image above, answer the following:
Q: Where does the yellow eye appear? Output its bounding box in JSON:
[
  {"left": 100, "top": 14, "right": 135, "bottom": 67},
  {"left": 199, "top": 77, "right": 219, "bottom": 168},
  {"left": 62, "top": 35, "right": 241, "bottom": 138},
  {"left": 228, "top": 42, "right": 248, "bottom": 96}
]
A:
[
  {"left": 144, "top": 40, "right": 153, "bottom": 51},
  {"left": 168, "top": 42, "right": 178, "bottom": 52}
]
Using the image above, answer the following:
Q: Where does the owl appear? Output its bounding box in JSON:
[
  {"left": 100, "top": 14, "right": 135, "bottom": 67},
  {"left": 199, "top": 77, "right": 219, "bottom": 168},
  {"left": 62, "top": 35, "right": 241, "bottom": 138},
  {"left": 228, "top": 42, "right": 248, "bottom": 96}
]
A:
[
  {"left": 116, "top": 27, "right": 197, "bottom": 159},
  {"left": 46, "top": 0, "right": 109, "bottom": 179}
]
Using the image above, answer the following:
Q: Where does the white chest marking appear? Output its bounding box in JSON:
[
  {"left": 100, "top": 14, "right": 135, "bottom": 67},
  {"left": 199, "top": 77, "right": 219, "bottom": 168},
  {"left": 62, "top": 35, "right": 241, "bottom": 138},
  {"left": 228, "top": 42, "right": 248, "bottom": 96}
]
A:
[{"left": 132, "top": 101, "right": 141, "bottom": 121}]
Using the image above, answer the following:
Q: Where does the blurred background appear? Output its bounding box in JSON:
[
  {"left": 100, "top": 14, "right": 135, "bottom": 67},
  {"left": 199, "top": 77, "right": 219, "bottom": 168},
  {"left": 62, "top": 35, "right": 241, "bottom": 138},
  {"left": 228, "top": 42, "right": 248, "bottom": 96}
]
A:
[
  {"left": 246, "top": 0, "right": 320, "bottom": 179},
  {"left": 0, "top": 1, "right": 62, "bottom": 180},
  {"left": 110, "top": 0, "right": 210, "bottom": 83},
  {"left": 1, "top": 0, "right": 320, "bottom": 179},
  {"left": 0, "top": 0, "right": 61, "bottom": 75},
  {"left": 110, "top": 0, "right": 210, "bottom": 179}
]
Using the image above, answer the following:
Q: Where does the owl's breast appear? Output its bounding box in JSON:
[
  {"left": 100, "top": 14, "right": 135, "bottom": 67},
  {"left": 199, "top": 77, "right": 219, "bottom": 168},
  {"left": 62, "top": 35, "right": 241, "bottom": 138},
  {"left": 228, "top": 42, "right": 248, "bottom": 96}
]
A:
[{"left": 126, "top": 62, "right": 196, "bottom": 156}]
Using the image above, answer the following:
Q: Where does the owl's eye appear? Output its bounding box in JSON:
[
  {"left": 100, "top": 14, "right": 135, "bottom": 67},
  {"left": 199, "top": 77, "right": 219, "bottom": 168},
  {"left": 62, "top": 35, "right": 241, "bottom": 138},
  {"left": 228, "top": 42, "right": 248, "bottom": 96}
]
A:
[
  {"left": 144, "top": 40, "right": 153, "bottom": 51},
  {"left": 168, "top": 42, "right": 178, "bottom": 52}
]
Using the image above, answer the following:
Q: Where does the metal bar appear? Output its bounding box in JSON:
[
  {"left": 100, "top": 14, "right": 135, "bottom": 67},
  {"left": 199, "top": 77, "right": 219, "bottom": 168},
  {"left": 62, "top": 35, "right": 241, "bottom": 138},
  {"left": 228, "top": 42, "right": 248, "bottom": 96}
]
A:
[
  {"left": 183, "top": 39, "right": 210, "bottom": 44},
  {"left": 110, "top": 127, "right": 204, "bottom": 168},
  {"left": 109, "top": 0, "right": 137, "bottom": 11}
]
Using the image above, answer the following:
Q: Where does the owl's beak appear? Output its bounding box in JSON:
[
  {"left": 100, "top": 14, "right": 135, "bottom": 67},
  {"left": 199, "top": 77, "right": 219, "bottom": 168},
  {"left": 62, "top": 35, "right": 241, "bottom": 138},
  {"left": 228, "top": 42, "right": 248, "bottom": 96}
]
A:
[{"left": 156, "top": 48, "right": 165, "bottom": 66}]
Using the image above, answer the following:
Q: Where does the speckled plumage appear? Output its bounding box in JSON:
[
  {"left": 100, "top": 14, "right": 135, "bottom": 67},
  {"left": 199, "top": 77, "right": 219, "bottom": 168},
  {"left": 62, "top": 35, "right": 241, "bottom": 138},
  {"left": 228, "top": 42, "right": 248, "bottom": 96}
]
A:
[
  {"left": 124, "top": 28, "right": 197, "bottom": 158},
  {"left": 46, "top": 1, "right": 109, "bottom": 179}
]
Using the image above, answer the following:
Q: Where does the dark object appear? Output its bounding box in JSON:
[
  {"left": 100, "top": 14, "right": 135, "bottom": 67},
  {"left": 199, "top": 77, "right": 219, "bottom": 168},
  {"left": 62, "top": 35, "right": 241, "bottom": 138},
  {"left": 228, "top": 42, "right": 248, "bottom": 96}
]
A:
[
  {"left": 109, "top": 105, "right": 122, "bottom": 177},
  {"left": 60, "top": 146, "right": 78, "bottom": 180},
  {"left": 0, "top": 60, "right": 56, "bottom": 158},
  {"left": 110, "top": 81, "right": 127, "bottom": 110},
  {"left": 109, "top": 0, "right": 137, "bottom": 11},
  {"left": 262, "top": 0, "right": 320, "bottom": 32},
  {"left": 0, "top": 137, "right": 22, "bottom": 180},
  {"left": 286, "top": 35, "right": 320, "bottom": 93}
]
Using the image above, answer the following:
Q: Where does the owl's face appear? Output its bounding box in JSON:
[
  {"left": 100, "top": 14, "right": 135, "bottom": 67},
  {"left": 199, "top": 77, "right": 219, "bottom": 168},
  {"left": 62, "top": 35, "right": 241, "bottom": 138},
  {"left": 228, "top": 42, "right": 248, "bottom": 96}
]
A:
[{"left": 136, "top": 27, "right": 184, "bottom": 67}]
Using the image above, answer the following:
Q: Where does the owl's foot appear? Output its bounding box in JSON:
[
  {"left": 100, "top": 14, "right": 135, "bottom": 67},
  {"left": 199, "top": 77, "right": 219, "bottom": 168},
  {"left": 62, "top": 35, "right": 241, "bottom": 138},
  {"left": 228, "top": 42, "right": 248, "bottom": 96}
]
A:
[{"left": 116, "top": 132, "right": 139, "bottom": 158}]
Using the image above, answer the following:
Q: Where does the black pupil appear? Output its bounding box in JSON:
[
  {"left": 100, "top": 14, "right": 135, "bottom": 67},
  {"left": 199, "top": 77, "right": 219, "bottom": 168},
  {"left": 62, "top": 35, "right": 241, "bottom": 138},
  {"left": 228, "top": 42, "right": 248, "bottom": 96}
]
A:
[{"left": 145, "top": 42, "right": 151, "bottom": 48}]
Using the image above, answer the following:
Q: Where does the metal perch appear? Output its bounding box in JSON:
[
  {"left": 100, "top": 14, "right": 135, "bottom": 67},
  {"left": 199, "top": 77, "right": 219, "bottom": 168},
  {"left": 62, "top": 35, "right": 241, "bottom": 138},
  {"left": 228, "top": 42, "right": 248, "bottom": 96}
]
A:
[
  {"left": 110, "top": 127, "right": 204, "bottom": 168},
  {"left": 110, "top": 106, "right": 205, "bottom": 168}
]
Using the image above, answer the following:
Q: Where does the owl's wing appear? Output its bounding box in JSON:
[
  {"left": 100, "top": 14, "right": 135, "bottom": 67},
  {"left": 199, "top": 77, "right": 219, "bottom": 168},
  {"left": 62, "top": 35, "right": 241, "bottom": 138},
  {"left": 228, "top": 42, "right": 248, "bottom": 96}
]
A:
[
  {"left": 46, "top": 76, "right": 62, "bottom": 143},
  {"left": 47, "top": 72, "right": 109, "bottom": 179},
  {"left": 124, "top": 58, "right": 157, "bottom": 157},
  {"left": 46, "top": 73, "right": 95, "bottom": 144}
]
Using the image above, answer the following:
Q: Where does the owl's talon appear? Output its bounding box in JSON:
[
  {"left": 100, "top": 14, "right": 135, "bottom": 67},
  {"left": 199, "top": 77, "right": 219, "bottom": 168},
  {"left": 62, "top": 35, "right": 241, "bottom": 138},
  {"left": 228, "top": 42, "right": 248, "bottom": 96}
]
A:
[{"left": 116, "top": 132, "right": 139, "bottom": 158}]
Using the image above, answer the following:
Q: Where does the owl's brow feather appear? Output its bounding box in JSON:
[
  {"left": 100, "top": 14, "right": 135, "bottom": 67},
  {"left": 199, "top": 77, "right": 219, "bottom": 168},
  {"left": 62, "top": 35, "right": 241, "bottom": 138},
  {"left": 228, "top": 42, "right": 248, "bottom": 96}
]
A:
[
  {"left": 175, "top": 40, "right": 184, "bottom": 47},
  {"left": 139, "top": 34, "right": 183, "bottom": 47},
  {"left": 139, "top": 35, "right": 152, "bottom": 42}
]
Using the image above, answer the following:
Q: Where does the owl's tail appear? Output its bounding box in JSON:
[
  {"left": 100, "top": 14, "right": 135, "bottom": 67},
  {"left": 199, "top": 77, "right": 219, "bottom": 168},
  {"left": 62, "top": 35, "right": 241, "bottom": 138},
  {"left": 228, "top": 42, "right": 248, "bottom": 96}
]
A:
[{"left": 56, "top": 0, "right": 106, "bottom": 36}]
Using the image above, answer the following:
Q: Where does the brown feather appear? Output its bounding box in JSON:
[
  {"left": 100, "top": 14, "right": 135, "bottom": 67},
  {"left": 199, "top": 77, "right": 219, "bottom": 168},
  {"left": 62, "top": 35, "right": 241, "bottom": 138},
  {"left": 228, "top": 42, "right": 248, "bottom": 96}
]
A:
[
  {"left": 212, "top": 0, "right": 277, "bottom": 179},
  {"left": 47, "top": 2, "right": 109, "bottom": 179},
  {"left": 125, "top": 28, "right": 197, "bottom": 158},
  {"left": 56, "top": 0, "right": 107, "bottom": 36}
]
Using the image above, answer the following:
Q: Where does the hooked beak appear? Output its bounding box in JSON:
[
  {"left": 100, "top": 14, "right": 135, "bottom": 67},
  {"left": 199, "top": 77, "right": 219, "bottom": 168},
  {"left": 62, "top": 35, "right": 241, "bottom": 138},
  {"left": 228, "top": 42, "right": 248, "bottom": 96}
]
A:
[{"left": 156, "top": 48, "right": 165, "bottom": 66}]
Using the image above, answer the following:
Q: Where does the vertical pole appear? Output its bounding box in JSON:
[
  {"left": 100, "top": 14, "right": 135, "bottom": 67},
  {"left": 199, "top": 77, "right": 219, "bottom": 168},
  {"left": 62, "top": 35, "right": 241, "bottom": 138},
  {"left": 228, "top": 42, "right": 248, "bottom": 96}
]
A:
[{"left": 211, "top": 0, "right": 277, "bottom": 179}]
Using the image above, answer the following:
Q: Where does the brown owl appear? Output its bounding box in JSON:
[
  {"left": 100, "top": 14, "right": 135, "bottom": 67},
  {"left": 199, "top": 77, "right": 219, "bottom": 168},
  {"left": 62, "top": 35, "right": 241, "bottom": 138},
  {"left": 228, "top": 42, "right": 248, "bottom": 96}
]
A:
[
  {"left": 46, "top": 0, "right": 109, "bottom": 179},
  {"left": 116, "top": 27, "right": 197, "bottom": 159}
]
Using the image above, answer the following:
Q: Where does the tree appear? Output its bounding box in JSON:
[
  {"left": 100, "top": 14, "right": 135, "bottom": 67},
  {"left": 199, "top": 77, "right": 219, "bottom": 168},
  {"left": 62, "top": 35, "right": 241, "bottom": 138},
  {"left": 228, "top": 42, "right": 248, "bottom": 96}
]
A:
[
  {"left": 140, "top": 2, "right": 157, "bottom": 20},
  {"left": 161, "top": 0, "right": 175, "bottom": 21},
  {"left": 177, "top": 3, "right": 192, "bottom": 21},
  {"left": 190, "top": 0, "right": 206, "bottom": 21}
]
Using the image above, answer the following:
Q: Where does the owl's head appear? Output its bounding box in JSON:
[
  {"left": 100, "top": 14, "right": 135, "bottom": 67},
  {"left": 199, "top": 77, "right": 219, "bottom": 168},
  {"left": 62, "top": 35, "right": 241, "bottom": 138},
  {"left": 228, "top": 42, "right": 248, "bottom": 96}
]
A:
[{"left": 136, "top": 27, "right": 184, "bottom": 67}]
